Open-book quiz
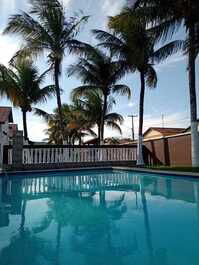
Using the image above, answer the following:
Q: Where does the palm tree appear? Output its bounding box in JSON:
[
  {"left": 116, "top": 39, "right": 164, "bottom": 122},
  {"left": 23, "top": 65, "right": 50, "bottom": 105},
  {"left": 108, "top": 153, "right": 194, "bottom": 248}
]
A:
[
  {"left": 68, "top": 45, "right": 131, "bottom": 144},
  {"left": 4, "top": 0, "right": 88, "bottom": 142},
  {"left": 133, "top": 0, "right": 199, "bottom": 166},
  {"left": 35, "top": 103, "right": 97, "bottom": 145},
  {"left": 0, "top": 57, "right": 55, "bottom": 141},
  {"left": 93, "top": 10, "right": 183, "bottom": 165},
  {"left": 36, "top": 90, "right": 123, "bottom": 145},
  {"left": 72, "top": 89, "right": 124, "bottom": 144}
]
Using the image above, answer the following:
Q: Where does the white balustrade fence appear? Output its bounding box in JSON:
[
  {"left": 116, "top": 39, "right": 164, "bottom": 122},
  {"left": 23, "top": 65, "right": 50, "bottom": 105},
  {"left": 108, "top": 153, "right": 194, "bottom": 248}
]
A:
[{"left": 6, "top": 145, "right": 137, "bottom": 165}]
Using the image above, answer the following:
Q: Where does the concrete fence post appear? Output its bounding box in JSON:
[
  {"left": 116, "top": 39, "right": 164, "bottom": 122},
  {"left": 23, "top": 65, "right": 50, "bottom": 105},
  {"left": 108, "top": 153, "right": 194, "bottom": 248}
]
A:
[{"left": 12, "top": 131, "right": 23, "bottom": 169}]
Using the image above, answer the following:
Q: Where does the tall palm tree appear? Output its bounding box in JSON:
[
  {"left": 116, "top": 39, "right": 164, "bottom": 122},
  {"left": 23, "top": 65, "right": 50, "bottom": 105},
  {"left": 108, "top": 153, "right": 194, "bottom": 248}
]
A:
[
  {"left": 93, "top": 9, "right": 183, "bottom": 165},
  {"left": 4, "top": 0, "right": 88, "bottom": 142},
  {"left": 0, "top": 57, "right": 55, "bottom": 141},
  {"left": 133, "top": 0, "right": 199, "bottom": 166},
  {"left": 68, "top": 45, "right": 131, "bottom": 144}
]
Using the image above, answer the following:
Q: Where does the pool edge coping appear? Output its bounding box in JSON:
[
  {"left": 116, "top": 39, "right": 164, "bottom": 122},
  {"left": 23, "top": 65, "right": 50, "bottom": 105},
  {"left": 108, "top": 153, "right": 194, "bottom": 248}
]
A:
[
  {"left": 1, "top": 166, "right": 199, "bottom": 178},
  {"left": 0, "top": 166, "right": 113, "bottom": 176},
  {"left": 112, "top": 167, "right": 199, "bottom": 178}
]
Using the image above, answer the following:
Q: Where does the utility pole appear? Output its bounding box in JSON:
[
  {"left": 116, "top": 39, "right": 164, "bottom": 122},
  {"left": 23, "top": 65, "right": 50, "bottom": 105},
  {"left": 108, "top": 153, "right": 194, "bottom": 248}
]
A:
[
  {"left": 128, "top": 115, "right": 138, "bottom": 141},
  {"left": 162, "top": 114, "right": 165, "bottom": 128}
]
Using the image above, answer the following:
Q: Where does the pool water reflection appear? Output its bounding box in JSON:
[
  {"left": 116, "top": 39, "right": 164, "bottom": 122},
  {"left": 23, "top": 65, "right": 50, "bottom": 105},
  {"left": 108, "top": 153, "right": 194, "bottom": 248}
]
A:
[{"left": 0, "top": 170, "right": 199, "bottom": 265}]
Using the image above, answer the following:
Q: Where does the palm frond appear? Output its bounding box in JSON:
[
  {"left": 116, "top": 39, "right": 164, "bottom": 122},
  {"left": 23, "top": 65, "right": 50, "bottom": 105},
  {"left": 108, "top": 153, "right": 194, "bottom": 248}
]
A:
[
  {"left": 33, "top": 107, "right": 53, "bottom": 122},
  {"left": 112, "top": 84, "right": 131, "bottom": 99},
  {"left": 105, "top": 121, "right": 123, "bottom": 135},
  {"left": 93, "top": 29, "right": 123, "bottom": 46},
  {"left": 148, "top": 18, "right": 183, "bottom": 43},
  {"left": 4, "top": 11, "right": 52, "bottom": 46},
  {"left": 67, "top": 62, "right": 100, "bottom": 85},
  {"left": 145, "top": 65, "right": 157, "bottom": 88},
  {"left": 33, "top": 85, "right": 56, "bottom": 104},
  {"left": 153, "top": 40, "right": 185, "bottom": 63},
  {"left": 71, "top": 85, "right": 100, "bottom": 100},
  {"left": 105, "top": 112, "right": 124, "bottom": 124}
]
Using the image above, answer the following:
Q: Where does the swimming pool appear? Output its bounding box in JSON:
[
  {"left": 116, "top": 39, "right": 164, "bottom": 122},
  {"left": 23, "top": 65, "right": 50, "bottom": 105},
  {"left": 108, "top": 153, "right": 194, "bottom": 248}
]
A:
[{"left": 0, "top": 169, "right": 199, "bottom": 265}]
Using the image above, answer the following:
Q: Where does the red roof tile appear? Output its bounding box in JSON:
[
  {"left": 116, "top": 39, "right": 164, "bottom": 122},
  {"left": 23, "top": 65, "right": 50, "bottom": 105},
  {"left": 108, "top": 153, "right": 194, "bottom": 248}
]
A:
[{"left": 0, "top": 107, "right": 13, "bottom": 124}]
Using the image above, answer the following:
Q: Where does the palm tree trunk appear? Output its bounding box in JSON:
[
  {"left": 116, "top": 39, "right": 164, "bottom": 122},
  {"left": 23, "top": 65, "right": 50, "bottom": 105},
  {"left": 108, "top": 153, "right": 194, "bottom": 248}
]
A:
[
  {"left": 137, "top": 71, "right": 145, "bottom": 166},
  {"left": 22, "top": 110, "right": 28, "bottom": 141},
  {"left": 20, "top": 199, "right": 27, "bottom": 233},
  {"left": 100, "top": 93, "right": 108, "bottom": 145},
  {"left": 54, "top": 59, "right": 64, "bottom": 144},
  {"left": 188, "top": 23, "right": 199, "bottom": 166},
  {"left": 140, "top": 179, "right": 154, "bottom": 265}
]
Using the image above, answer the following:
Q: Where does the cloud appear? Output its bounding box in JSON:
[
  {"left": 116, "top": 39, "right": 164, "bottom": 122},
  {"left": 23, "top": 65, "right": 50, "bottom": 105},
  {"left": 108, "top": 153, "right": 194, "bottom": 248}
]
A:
[
  {"left": 1, "top": 0, "right": 16, "bottom": 13},
  {"left": 28, "top": 122, "right": 47, "bottom": 142},
  {"left": 0, "top": 34, "right": 19, "bottom": 66},
  {"left": 62, "top": 0, "right": 72, "bottom": 7},
  {"left": 102, "top": 0, "right": 124, "bottom": 16},
  {"left": 24, "top": 111, "right": 190, "bottom": 142},
  {"left": 18, "top": 116, "right": 47, "bottom": 142},
  {"left": 102, "top": 112, "right": 190, "bottom": 139},
  {"left": 128, "top": 101, "right": 136, "bottom": 108}
]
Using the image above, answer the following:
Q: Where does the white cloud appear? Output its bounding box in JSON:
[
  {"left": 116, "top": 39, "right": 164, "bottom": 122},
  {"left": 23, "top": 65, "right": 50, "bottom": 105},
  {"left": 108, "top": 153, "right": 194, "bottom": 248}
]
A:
[
  {"left": 102, "top": 0, "right": 124, "bottom": 16},
  {"left": 21, "top": 111, "right": 190, "bottom": 142},
  {"left": 62, "top": 0, "right": 72, "bottom": 7},
  {"left": 101, "top": 0, "right": 125, "bottom": 30},
  {"left": 103, "top": 112, "right": 190, "bottom": 140},
  {"left": 123, "top": 112, "right": 189, "bottom": 137},
  {"left": 0, "top": 34, "right": 19, "bottom": 66},
  {"left": 1, "top": 0, "right": 16, "bottom": 14},
  {"left": 28, "top": 121, "right": 47, "bottom": 142},
  {"left": 18, "top": 117, "right": 47, "bottom": 142},
  {"left": 128, "top": 101, "right": 136, "bottom": 108}
]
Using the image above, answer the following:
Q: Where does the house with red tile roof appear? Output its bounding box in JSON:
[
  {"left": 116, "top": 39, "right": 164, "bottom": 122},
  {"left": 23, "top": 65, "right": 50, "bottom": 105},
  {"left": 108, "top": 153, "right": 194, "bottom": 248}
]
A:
[{"left": 143, "top": 127, "right": 186, "bottom": 140}]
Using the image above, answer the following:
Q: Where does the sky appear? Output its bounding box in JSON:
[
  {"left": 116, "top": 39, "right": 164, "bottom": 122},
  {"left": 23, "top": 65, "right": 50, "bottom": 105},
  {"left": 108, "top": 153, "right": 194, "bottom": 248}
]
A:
[{"left": 0, "top": 0, "right": 198, "bottom": 142}]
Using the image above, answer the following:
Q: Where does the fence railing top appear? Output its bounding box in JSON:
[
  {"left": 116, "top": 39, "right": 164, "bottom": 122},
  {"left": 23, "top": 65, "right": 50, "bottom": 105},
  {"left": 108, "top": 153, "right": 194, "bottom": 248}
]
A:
[
  {"left": 3, "top": 144, "right": 137, "bottom": 150},
  {"left": 21, "top": 144, "right": 137, "bottom": 149}
]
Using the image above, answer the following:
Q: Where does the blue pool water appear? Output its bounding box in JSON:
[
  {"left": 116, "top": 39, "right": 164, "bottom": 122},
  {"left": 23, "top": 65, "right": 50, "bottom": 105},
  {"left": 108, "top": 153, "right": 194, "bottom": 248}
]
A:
[{"left": 0, "top": 169, "right": 199, "bottom": 265}]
